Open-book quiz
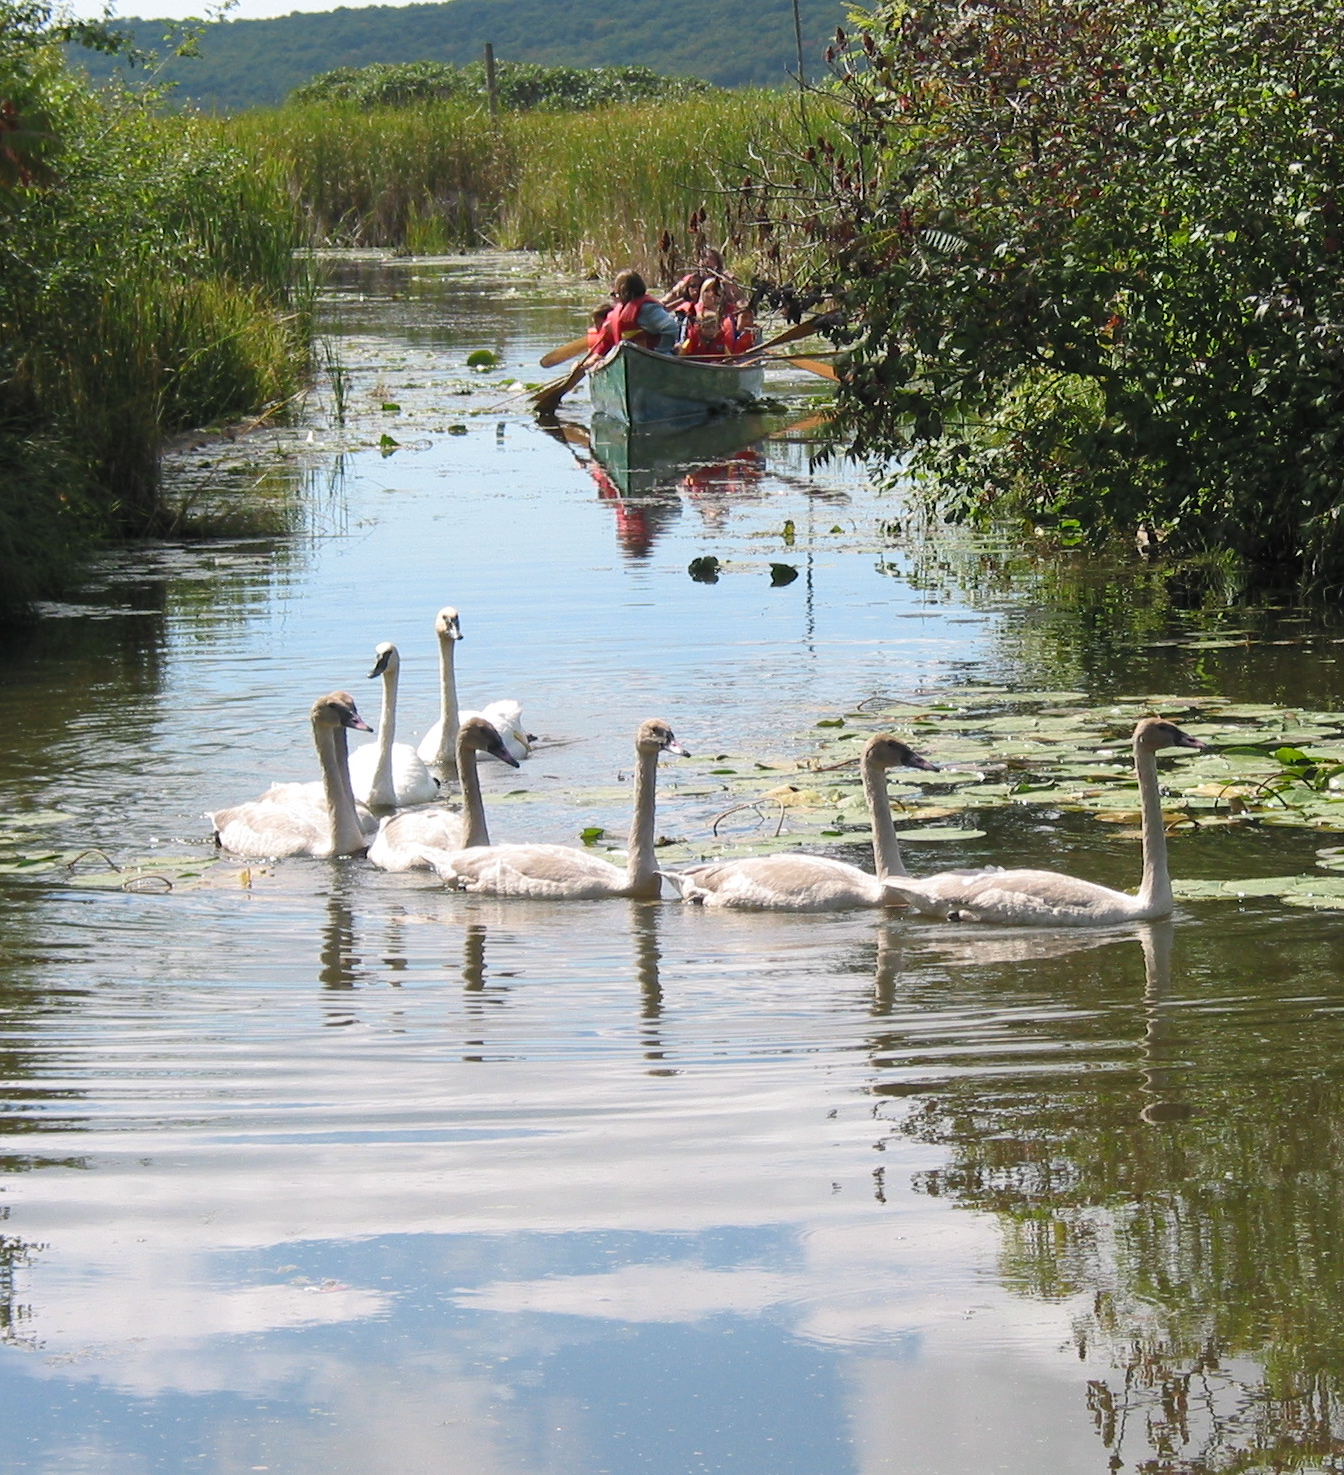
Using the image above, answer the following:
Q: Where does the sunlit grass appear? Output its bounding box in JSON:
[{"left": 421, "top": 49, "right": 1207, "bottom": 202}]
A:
[{"left": 227, "top": 91, "right": 806, "bottom": 272}]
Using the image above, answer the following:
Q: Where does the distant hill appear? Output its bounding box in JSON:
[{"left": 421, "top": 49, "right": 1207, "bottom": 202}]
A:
[{"left": 76, "top": 0, "right": 846, "bottom": 112}]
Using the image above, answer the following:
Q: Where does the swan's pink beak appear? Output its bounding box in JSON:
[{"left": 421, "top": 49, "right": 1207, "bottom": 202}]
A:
[
  {"left": 907, "top": 752, "right": 939, "bottom": 771},
  {"left": 665, "top": 739, "right": 691, "bottom": 757},
  {"left": 1174, "top": 732, "right": 1206, "bottom": 750},
  {"left": 345, "top": 712, "right": 374, "bottom": 732}
]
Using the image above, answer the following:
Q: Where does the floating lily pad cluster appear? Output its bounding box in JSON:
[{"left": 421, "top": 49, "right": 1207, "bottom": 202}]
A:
[{"left": 0, "top": 812, "right": 217, "bottom": 892}]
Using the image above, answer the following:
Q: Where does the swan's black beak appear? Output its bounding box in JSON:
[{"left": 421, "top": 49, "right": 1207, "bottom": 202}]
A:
[
  {"left": 489, "top": 739, "right": 521, "bottom": 769},
  {"left": 368, "top": 648, "right": 393, "bottom": 678}
]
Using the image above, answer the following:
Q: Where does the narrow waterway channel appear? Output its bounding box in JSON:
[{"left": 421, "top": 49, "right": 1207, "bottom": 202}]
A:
[{"left": 2, "top": 254, "right": 1344, "bottom": 1474}]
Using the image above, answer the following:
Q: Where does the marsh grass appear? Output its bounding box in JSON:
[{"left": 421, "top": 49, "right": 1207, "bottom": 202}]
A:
[
  {"left": 229, "top": 92, "right": 802, "bottom": 272},
  {"left": 2, "top": 82, "right": 312, "bottom": 617}
]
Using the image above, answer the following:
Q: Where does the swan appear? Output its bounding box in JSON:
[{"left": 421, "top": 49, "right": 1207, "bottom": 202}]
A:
[
  {"left": 416, "top": 607, "right": 533, "bottom": 775},
  {"left": 209, "top": 691, "right": 377, "bottom": 858},
  {"left": 368, "top": 716, "right": 520, "bottom": 872},
  {"left": 416, "top": 719, "right": 689, "bottom": 899},
  {"left": 660, "top": 734, "right": 940, "bottom": 910},
  {"left": 348, "top": 642, "right": 440, "bottom": 808},
  {"left": 879, "top": 717, "right": 1206, "bottom": 926}
]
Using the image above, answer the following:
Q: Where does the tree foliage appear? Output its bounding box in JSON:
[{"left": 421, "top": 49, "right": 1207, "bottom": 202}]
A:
[
  {"left": 73, "top": 0, "right": 844, "bottom": 111},
  {"left": 797, "top": 0, "right": 1344, "bottom": 583},
  {"left": 290, "top": 60, "right": 714, "bottom": 111}
]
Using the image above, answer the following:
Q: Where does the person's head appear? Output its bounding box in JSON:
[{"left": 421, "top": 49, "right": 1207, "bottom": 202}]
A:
[
  {"left": 701, "top": 247, "right": 725, "bottom": 274},
  {"left": 613, "top": 269, "right": 647, "bottom": 303},
  {"left": 591, "top": 302, "right": 612, "bottom": 326}
]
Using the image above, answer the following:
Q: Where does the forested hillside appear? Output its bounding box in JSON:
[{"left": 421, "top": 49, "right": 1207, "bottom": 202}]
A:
[{"left": 76, "top": 0, "right": 844, "bottom": 111}]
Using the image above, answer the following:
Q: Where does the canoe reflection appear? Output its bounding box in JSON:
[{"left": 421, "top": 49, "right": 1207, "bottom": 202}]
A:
[{"left": 586, "top": 414, "right": 771, "bottom": 556}]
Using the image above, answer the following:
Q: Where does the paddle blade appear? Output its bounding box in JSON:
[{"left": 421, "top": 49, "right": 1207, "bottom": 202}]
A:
[
  {"left": 539, "top": 336, "right": 590, "bottom": 369},
  {"left": 530, "top": 359, "right": 588, "bottom": 416},
  {"left": 784, "top": 357, "right": 840, "bottom": 381}
]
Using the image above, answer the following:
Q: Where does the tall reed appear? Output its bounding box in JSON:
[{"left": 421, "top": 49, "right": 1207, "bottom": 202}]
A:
[
  {"left": 227, "top": 91, "right": 803, "bottom": 272},
  {"left": 2, "top": 75, "right": 310, "bottom": 611}
]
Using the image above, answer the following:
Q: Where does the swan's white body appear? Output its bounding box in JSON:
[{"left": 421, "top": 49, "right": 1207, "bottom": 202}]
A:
[
  {"left": 368, "top": 717, "right": 519, "bottom": 872},
  {"left": 348, "top": 642, "right": 439, "bottom": 809},
  {"left": 416, "top": 607, "right": 533, "bottom": 773},
  {"left": 210, "top": 692, "right": 377, "bottom": 858},
  {"left": 880, "top": 718, "right": 1205, "bottom": 926},
  {"left": 417, "top": 719, "right": 687, "bottom": 899},
  {"left": 660, "top": 736, "right": 941, "bottom": 911}
]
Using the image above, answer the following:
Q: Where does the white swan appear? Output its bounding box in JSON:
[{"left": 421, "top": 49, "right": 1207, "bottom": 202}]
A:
[
  {"left": 417, "top": 719, "right": 688, "bottom": 899},
  {"left": 880, "top": 718, "right": 1206, "bottom": 926},
  {"left": 660, "top": 734, "right": 940, "bottom": 910},
  {"left": 416, "top": 607, "right": 533, "bottom": 775},
  {"left": 348, "top": 642, "right": 440, "bottom": 809},
  {"left": 210, "top": 691, "right": 377, "bottom": 858},
  {"left": 368, "top": 716, "right": 520, "bottom": 872}
]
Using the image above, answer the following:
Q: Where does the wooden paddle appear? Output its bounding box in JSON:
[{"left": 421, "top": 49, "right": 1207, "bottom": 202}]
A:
[
  {"left": 539, "top": 335, "right": 590, "bottom": 369},
  {"left": 530, "top": 355, "right": 591, "bottom": 415},
  {"left": 781, "top": 356, "right": 839, "bottom": 381},
  {"left": 727, "top": 314, "right": 830, "bottom": 362}
]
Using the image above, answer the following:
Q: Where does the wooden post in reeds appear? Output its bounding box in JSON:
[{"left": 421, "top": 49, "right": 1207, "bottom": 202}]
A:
[
  {"left": 484, "top": 43, "right": 500, "bottom": 124},
  {"left": 791, "top": 0, "right": 809, "bottom": 137}
]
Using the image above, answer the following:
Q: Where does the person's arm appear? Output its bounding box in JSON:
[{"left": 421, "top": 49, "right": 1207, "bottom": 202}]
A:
[{"left": 637, "top": 300, "right": 681, "bottom": 354}]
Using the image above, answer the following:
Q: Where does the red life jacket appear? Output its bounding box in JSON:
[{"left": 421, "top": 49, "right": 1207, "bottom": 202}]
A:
[
  {"left": 599, "top": 294, "right": 660, "bottom": 355},
  {"left": 682, "top": 318, "right": 728, "bottom": 358}
]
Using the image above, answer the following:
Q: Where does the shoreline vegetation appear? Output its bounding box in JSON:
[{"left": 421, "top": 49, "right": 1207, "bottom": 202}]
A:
[
  {"left": 1, "top": 3, "right": 310, "bottom": 623},
  {"left": 224, "top": 89, "right": 800, "bottom": 271}
]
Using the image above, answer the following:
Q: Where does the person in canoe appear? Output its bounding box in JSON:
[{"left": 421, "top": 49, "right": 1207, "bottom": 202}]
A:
[
  {"left": 679, "top": 280, "right": 758, "bottom": 357},
  {"left": 586, "top": 301, "right": 613, "bottom": 352},
  {"left": 594, "top": 269, "right": 680, "bottom": 356}
]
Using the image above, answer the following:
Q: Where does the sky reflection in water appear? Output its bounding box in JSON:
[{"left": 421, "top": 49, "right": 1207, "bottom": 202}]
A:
[{"left": 1, "top": 257, "right": 1343, "bottom": 1474}]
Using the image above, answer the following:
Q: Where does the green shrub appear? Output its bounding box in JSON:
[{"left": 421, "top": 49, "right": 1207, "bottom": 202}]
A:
[
  {"left": 290, "top": 60, "right": 714, "bottom": 111},
  {"left": 794, "top": 0, "right": 1344, "bottom": 586},
  {"left": 1, "top": 1, "right": 309, "bottom": 617}
]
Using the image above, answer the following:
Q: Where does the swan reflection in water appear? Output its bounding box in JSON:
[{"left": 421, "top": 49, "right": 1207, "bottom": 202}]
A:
[{"left": 870, "top": 919, "right": 1189, "bottom": 1122}]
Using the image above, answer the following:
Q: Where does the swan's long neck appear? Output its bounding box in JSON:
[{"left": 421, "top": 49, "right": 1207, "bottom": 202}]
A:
[
  {"left": 625, "top": 745, "right": 661, "bottom": 899},
  {"left": 369, "top": 664, "right": 398, "bottom": 804},
  {"left": 1134, "top": 738, "right": 1171, "bottom": 913},
  {"left": 317, "top": 721, "right": 368, "bottom": 855},
  {"left": 455, "top": 734, "right": 492, "bottom": 849},
  {"left": 433, "top": 635, "right": 461, "bottom": 773},
  {"left": 864, "top": 757, "right": 907, "bottom": 878}
]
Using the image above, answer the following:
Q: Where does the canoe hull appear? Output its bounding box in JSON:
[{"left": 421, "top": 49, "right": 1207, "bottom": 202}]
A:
[{"left": 589, "top": 342, "right": 766, "bottom": 429}]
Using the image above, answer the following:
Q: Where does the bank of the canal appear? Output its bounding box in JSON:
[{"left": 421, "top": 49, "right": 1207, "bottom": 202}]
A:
[{"left": 1, "top": 254, "right": 1343, "bottom": 1475}]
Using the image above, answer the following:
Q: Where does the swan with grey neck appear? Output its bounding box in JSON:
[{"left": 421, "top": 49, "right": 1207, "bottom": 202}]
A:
[
  {"left": 660, "top": 735, "right": 939, "bottom": 910},
  {"left": 417, "top": 607, "right": 533, "bottom": 776},
  {"left": 416, "top": 719, "right": 687, "bottom": 899},
  {"left": 209, "top": 692, "right": 376, "bottom": 858},
  {"left": 348, "top": 642, "right": 439, "bottom": 808},
  {"left": 368, "top": 717, "right": 520, "bottom": 871},
  {"left": 880, "top": 718, "right": 1205, "bottom": 925}
]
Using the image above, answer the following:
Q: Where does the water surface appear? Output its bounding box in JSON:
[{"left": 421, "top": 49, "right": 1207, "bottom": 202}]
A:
[{"left": 2, "top": 255, "right": 1343, "bottom": 1475}]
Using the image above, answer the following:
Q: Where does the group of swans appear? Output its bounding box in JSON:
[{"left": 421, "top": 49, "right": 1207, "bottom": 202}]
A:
[
  {"left": 209, "top": 605, "right": 531, "bottom": 859},
  {"left": 211, "top": 686, "right": 1207, "bottom": 927}
]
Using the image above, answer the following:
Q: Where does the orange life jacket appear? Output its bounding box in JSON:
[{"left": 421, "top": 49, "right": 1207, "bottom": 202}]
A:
[{"left": 599, "top": 294, "right": 660, "bottom": 355}]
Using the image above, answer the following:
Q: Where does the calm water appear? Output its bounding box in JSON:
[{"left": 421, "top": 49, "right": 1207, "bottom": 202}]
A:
[{"left": 2, "top": 256, "right": 1344, "bottom": 1474}]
